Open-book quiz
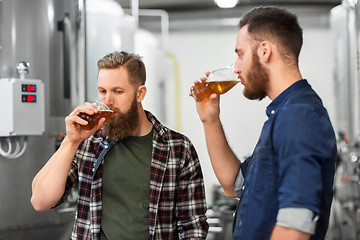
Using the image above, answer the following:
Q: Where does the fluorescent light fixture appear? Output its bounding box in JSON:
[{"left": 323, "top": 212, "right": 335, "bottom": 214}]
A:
[{"left": 214, "top": 0, "right": 239, "bottom": 8}]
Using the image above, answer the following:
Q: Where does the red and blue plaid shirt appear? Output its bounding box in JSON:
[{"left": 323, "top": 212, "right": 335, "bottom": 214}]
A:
[{"left": 56, "top": 111, "right": 208, "bottom": 239}]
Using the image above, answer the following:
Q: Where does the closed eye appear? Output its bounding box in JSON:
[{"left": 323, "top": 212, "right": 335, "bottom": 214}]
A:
[{"left": 235, "top": 49, "right": 243, "bottom": 59}]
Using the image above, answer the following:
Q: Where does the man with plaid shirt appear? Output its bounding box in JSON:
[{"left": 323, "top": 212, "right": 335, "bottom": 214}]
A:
[{"left": 31, "top": 51, "right": 208, "bottom": 239}]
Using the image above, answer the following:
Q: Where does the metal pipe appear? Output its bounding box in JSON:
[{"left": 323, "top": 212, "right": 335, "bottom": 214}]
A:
[
  {"left": 124, "top": 8, "right": 170, "bottom": 49},
  {"left": 131, "top": 0, "right": 139, "bottom": 28},
  {"left": 137, "top": 9, "right": 169, "bottom": 49}
]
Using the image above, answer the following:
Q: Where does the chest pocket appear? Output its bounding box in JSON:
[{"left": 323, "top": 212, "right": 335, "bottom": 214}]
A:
[
  {"left": 243, "top": 116, "right": 277, "bottom": 201},
  {"left": 247, "top": 144, "right": 276, "bottom": 198}
]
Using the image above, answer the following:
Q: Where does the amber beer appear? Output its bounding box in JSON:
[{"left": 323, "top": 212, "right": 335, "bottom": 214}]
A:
[
  {"left": 191, "top": 80, "right": 240, "bottom": 102},
  {"left": 78, "top": 110, "right": 113, "bottom": 130}
]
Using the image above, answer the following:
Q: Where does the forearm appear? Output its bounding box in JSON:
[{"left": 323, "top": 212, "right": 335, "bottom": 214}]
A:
[
  {"left": 270, "top": 225, "right": 311, "bottom": 240},
  {"left": 203, "top": 119, "right": 240, "bottom": 197},
  {"left": 31, "top": 137, "right": 80, "bottom": 211}
]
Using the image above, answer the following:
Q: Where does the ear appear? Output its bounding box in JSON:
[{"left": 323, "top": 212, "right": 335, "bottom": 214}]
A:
[
  {"left": 257, "top": 41, "right": 272, "bottom": 63},
  {"left": 136, "top": 85, "right": 147, "bottom": 102}
]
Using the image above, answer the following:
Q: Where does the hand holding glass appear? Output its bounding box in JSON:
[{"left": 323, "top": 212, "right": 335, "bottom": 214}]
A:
[
  {"left": 190, "top": 65, "right": 240, "bottom": 102},
  {"left": 78, "top": 100, "right": 113, "bottom": 130}
]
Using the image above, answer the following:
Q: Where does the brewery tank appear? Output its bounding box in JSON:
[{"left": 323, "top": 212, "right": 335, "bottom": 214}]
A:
[
  {"left": 0, "top": 0, "right": 172, "bottom": 239},
  {"left": 329, "top": 0, "right": 360, "bottom": 239},
  {"left": 0, "top": 0, "right": 85, "bottom": 239}
]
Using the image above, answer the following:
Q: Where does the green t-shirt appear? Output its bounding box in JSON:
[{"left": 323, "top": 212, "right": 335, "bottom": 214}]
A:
[{"left": 100, "top": 129, "right": 153, "bottom": 240}]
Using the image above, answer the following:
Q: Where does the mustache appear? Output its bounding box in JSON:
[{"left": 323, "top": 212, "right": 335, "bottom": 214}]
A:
[
  {"left": 101, "top": 98, "right": 139, "bottom": 142},
  {"left": 108, "top": 106, "right": 118, "bottom": 112},
  {"left": 108, "top": 106, "right": 122, "bottom": 116}
]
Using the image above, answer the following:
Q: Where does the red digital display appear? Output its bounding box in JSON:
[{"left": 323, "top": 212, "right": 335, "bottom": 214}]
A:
[
  {"left": 22, "top": 95, "right": 37, "bottom": 103},
  {"left": 22, "top": 84, "right": 36, "bottom": 92}
]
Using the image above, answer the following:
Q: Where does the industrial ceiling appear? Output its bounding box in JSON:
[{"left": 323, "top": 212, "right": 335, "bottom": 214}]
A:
[
  {"left": 116, "top": 0, "right": 341, "bottom": 11},
  {"left": 114, "top": 0, "right": 342, "bottom": 31}
]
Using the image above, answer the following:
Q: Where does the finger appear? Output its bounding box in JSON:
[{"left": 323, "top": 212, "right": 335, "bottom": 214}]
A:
[
  {"left": 193, "top": 71, "right": 211, "bottom": 85},
  {"left": 94, "top": 117, "right": 107, "bottom": 130},
  {"left": 209, "top": 93, "right": 218, "bottom": 100},
  {"left": 66, "top": 115, "right": 88, "bottom": 127},
  {"left": 69, "top": 102, "right": 98, "bottom": 117},
  {"left": 200, "top": 76, "right": 207, "bottom": 82},
  {"left": 192, "top": 79, "right": 203, "bottom": 85},
  {"left": 209, "top": 93, "right": 220, "bottom": 105},
  {"left": 80, "top": 103, "right": 98, "bottom": 115}
]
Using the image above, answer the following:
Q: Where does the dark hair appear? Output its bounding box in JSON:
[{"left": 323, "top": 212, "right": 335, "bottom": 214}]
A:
[
  {"left": 97, "top": 51, "right": 146, "bottom": 86},
  {"left": 239, "top": 6, "right": 303, "bottom": 64}
]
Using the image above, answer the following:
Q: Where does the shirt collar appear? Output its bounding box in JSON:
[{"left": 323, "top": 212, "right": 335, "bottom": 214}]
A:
[{"left": 266, "top": 79, "right": 309, "bottom": 117}]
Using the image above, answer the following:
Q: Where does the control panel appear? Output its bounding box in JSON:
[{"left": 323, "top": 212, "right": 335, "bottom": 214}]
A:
[{"left": 0, "top": 78, "right": 45, "bottom": 136}]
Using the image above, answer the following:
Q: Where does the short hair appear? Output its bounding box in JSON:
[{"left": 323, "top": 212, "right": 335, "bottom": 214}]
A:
[
  {"left": 239, "top": 6, "right": 303, "bottom": 64},
  {"left": 97, "top": 51, "right": 146, "bottom": 86}
]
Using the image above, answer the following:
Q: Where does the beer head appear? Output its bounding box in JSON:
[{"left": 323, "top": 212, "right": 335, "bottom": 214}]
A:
[
  {"left": 190, "top": 64, "right": 239, "bottom": 102},
  {"left": 207, "top": 64, "right": 238, "bottom": 83}
]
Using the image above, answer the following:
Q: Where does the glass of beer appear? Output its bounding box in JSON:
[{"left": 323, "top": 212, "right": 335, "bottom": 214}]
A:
[
  {"left": 78, "top": 100, "right": 113, "bottom": 130},
  {"left": 190, "top": 64, "right": 240, "bottom": 102}
]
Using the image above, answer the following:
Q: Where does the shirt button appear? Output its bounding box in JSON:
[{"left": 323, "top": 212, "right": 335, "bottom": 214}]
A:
[
  {"left": 271, "top": 110, "right": 275, "bottom": 114},
  {"left": 104, "top": 144, "right": 109, "bottom": 149},
  {"left": 92, "top": 168, "right": 95, "bottom": 172}
]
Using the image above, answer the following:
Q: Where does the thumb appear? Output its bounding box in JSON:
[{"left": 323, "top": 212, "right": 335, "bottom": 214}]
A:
[{"left": 209, "top": 93, "right": 220, "bottom": 104}]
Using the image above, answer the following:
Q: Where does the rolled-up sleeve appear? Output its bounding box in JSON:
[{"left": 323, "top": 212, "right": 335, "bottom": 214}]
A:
[
  {"left": 273, "top": 103, "right": 335, "bottom": 233},
  {"left": 277, "top": 208, "right": 318, "bottom": 234},
  {"left": 234, "top": 169, "right": 244, "bottom": 198}
]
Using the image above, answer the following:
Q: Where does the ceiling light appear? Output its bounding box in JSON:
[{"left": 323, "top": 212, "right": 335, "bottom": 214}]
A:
[{"left": 214, "top": 0, "right": 239, "bottom": 8}]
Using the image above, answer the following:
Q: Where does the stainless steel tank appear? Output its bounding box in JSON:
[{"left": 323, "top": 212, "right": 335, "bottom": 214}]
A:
[
  {"left": 329, "top": 1, "right": 360, "bottom": 239},
  {"left": 0, "top": 0, "right": 85, "bottom": 239},
  {"left": 331, "top": 0, "right": 360, "bottom": 142},
  {"left": 85, "top": 0, "right": 135, "bottom": 101}
]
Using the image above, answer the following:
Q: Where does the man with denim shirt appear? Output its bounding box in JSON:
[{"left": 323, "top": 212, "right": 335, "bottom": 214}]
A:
[
  {"left": 192, "top": 7, "right": 337, "bottom": 240},
  {"left": 31, "top": 51, "right": 208, "bottom": 239}
]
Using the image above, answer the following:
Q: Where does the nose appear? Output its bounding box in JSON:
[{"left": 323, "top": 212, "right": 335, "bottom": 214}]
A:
[
  {"left": 234, "top": 59, "right": 242, "bottom": 74},
  {"left": 100, "top": 95, "right": 113, "bottom": 108},
  {"left": 234, "top": 65, "right": 241, "bottom": 75}
]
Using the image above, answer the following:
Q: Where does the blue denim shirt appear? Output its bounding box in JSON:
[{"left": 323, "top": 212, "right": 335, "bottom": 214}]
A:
[{"left": 233, "top": 80, "right": 337, "bottom": 240}]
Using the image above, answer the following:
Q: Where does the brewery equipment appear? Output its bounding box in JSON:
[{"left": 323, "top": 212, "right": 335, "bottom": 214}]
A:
[
  {"left": 0, "top": 0, "right": 172, "bottom": 239},
  {"left": 0, "top": 0, "right": 85, "bottom": 238},
  {"left": 331, "top": 0, "right": 360, "bottom": 143},
  {"left": 0, "top": 77, "right": 45, "bottom": 137},
  {"left": 331, "top": 140, "right": 360, "bottom": 239},
  {"left": 206, "top": 185, "right": 237, "bottom": 240},
  {"left": 330, "top": 0, "right": 360, "bottom": 239}
]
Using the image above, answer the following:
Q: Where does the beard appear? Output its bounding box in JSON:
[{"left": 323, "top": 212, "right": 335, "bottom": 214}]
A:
[
  {"left": 241, "top": 51, "right": 269, "bottom": 101},
  {"left": 102, "top": 95, "right": 139, "bottom": 142}
]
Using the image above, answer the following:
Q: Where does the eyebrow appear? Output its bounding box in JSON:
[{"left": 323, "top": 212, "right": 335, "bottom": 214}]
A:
[{"left": 98, "top": 86, "right": 125, "bottom": 91}]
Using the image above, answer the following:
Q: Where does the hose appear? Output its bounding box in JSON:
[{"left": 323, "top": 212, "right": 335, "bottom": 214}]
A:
[{"left": 0, "top": 136, "right": 28, "bottom": 159}]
